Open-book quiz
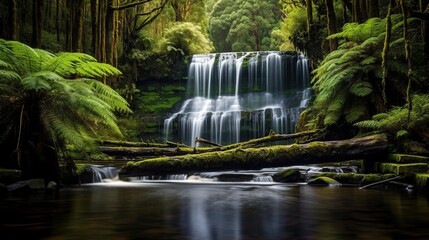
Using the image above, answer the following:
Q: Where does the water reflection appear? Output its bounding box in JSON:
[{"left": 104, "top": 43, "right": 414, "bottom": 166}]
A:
[{"left": 1, "top": 183, "right": 429, "bottom": 239}]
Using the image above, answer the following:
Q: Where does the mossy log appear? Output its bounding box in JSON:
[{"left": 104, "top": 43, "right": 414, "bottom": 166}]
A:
[
  {"left": 101, "top": 130, "right": 324, "bottom": 157},
  {"left": 119, "top": 134, "right": 388, "bottom": 176},
  {"left": 99, "top": 146, "right": 197, "bottom": 156}
]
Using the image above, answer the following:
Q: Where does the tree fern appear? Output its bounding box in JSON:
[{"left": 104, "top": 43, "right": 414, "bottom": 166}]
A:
[
  {"left": 0, "top": 39, "right": 132, "bottom": 180},
  {"left": 307, "top": 15, "right": 418, "bottom": 130},
  {"left": 355, "top": 94, "right": 429, "bottom": 137}
]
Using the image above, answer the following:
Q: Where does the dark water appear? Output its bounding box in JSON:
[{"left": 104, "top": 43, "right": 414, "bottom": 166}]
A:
[{"left": 1, "top": 182, "right": 429, "bottom": 240}]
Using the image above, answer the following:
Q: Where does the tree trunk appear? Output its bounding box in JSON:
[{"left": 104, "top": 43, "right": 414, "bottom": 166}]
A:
[
  {"left": 72, "top": 0, "right": 84, "bottom": 52},
  {"left": 32, "top": 0, "right": 43, "bottom": 48},
  {"left": 171, "top": 0, "right": 183, "bottom": 21},
  {"left": 367, "top": 0, "right": 379, "bottom": 18},
  {"left": 307, "top": 0, "right": 313, "bottom": 37},
  {"left": 91, "top": 0, "right": 98, "bottom": 56},
  {"left": 422, "top": 0, "right": 429, "bottom": 57},
  {"left": 119, "top": 134, "right": 389, "bottom": 176},
  {"left": 56, "top": 0, "right": 60, "bottom": 42},
  {"left": 8, "top": 0, "right": 18, "bottom": 40},
  {"left": 98, "top": 0, "right": 107, "bottom": 64},
  {"left": 326, "top": 0, "right": 338, "bottom": 51},
  {"left": 360, "top": 0, "right": 368, "bottom": 21},
  {"left": 352, "top": 0, "right": 360, "bottom": 22}
]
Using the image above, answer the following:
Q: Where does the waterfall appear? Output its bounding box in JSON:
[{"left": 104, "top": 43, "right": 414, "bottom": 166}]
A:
[{"left": 164, "top": 51, "right": 311, "bottom": 147}]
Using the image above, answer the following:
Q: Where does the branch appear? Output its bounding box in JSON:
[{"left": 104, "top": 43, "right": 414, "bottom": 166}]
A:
[
  {"left": 134, "top": 0, "right": 169, "bottom": 31},
  {"left": 110, "top": 0, "right": 152, "bottom": 11}
]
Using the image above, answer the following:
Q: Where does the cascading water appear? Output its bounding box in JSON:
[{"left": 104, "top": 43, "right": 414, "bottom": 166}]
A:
[{"left": 164, "top": 51, "right": 311, "bottom": 147}]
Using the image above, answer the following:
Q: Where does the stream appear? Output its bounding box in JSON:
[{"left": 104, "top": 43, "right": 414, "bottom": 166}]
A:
[{"left": 1, "top": 177, "right": 429, "bottom": 239}]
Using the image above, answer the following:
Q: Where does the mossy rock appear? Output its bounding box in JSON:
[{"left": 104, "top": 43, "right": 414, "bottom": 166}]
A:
[
  {"left": 0, "top": 168, "right": 22, "bottom": 185},
  {"left": 272, "top": 168, "right": 303, "bottom": 182},
  {"left": 379, "top": 163, "right": 429, "bottom": 175},
  {"left": 316, "top": 172, "right": 396, "bottom": 186},
  {"left": 415, "top": 174, "right": 429, "bottom": 190},
  {"left": 387, "top": 154, "right": 429, "bottom": 164},
  {"left": 307, "top": 176, "right": 341, "bottom": 186}
]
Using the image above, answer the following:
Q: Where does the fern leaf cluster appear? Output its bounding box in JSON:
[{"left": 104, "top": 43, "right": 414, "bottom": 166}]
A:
[
  {"left": 310, "top": 15, "right": 415, "bottom": 128},
  {"left": 0, "top": 38, "right": 131, "bottom": 160},
  {"left": 354, "top": 94, "right": 429, "bottom": 139}
]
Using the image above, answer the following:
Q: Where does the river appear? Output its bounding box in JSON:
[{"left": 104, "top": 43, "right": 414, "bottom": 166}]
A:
[{"left": 1, "top": 181, "right": 429, "bottom": 240}]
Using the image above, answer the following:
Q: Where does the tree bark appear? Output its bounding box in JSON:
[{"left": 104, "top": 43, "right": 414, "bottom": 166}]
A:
[
  {"left": 8, "top": 0, "right": 18, "bottom": 40},
  {"left": 307, "top": 0, "right": 313, "bottom": 37},
  {"left": 352, "top": 0, "right": 360, "bottom": 22},
  {"left": 32, "top": 0, "right": 43, "bottom": 48},
  {"left": 72, "top": 0, "right": 84, "bottom": 52},
  {"left": 326, "top": 0, "right": 338, "bottom": 51},
  {"left": 119, "top": 134, "right": 389, "bottom": 176},
  {"left": 422, "top": 0, "right": 429, "bottom": 57},
  {"left": 367, "top": 0, "right": 379, "bottom": 18}
]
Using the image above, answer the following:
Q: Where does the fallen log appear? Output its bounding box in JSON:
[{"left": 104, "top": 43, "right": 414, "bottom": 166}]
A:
[
  {"left": 99, "top": 146, "right": 195, "bottom": 156},
  {"left": 119, "top": 134, "right": 389, "bottom": 176},
  {"left": 99, "top": 139, "right": 169, "bottom": 148},
  {"left": 101, "top": 130, "right": 323, "bottom": 157}
]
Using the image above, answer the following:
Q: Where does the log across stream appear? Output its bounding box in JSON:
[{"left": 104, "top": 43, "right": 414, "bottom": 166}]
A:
[{"left": 118, "top": 134, "right": 388, "bottom": 176}]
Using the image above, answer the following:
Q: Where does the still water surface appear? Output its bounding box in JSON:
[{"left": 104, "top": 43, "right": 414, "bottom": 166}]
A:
[{"left": 1, "top": 182, "right": 429, "bottom": 240}]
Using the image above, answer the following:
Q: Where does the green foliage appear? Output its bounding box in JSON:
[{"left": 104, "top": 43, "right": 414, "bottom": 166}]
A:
[
  {"left": 209, "top": 0, "right": 281, "bottom": 52},
  {"left": 354, "top": 94, "right": 429, "bottom": 138},
  {"left": 161, "top": 22, "right": 214, "bottom": 56},
  {"left": 309, "top": 15, "right": 421, "bottom": 129},
  {"left": 272, "top": 6, "right": 310, "bottom": 51},
  {"left": 0, "top": 39, "right": 131, "bottom": 162}
]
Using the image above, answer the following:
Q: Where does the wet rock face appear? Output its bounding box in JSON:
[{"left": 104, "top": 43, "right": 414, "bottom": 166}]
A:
[{"left": 272, "top": 169, "right": 303, "bottom": 182}]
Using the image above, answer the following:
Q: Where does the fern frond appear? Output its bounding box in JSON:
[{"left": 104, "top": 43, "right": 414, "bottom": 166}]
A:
[
  {"left": 21, "top": 71, "right": 65, "bottom": 92},
  {"left": 79, "top": 79, "right": 132, "bottom": 113},
  {"left": 76, "top": 62, "right": 122, "bottom": 78},
  {"left": 372, "top": 113, "right": 389, "bottom": 120},
  {"left": 345, "top": 97, "right": 367, "bottom": 123},
  {"left": 43, "top": 52, "right": 97, "bottom": 78},
  {"left": 354, "top": 120, "right": 381, "bottom": 129},
  {"left": 349, "top": 81, "right": 373, "bottom": 97},
  {"left": 396, "top": 129, "right": 408, "bottom": 139},
  {"left": 2, "top": 40, "right": 42, "bottom": 75}
]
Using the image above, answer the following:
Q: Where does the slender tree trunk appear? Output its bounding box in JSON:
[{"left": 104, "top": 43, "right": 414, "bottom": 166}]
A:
[
  {"left": 360, "top": 0, "right": 367, "bottom": 21},
  {"left": 171, "top": 0, "right": 183, "bottom": 21},
  {"left": 422, "top": 0, "right": 429, "bottom": 57},
  {"left": 97, "top": 0, "right": 107, "bottom": 64},
  {"left": 65, "top": 0, "right": 72, "bottom": 51},
  {"left": 367, "top": 0, "right": 379, "bottom": 18},
  {"left": 307, "top": 0, "right": 313, "bottom": 37},
  {"left": 72, "top": 0, "right": 84, "bottom": 52},
  {"left": 56, "top": 0, "right": 60, "bottom": 42},
  {"left": 32, "top": 0, "right": 43, "bottom": 48},
  {"left": 400, "top": 0, "right": 413, "bottom": 123},
  {"left": 381, "top": 0, "right": 394, "bottom": 106},
  {"left": 8, "top": 0, "right": 18, "bottom": 40},
  {"left": 91, "top": 0, "right": 98, "bottom": 56},
  {"left": 326, "top": 0, "right": 338, "bottom": 51},
  {"left": 352, "top": 0, "right": 361, "bottom": 22}
]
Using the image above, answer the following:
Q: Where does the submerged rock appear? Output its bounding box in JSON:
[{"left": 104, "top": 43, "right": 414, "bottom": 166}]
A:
[
  {"left": 272, "top": 168, "right": 303, "bottom": 182},
  {"left": 307, "top": 176, "right": 342, "bottom": 186}
]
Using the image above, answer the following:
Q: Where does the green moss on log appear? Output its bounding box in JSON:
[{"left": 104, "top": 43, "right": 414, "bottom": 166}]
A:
[
  {"left": 387, "top": 154, "right": 429, "bottom": 164},
  {"left": 315, "top": 173, "right": 396, "bottom": 185},
  {"left": 379, "top": 163, "right": 429, "bottom": 175},
  {"left": 119, "top": 134, "right": 388, "bottom": 176}
]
